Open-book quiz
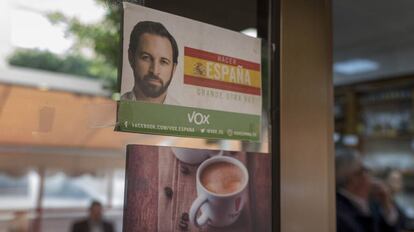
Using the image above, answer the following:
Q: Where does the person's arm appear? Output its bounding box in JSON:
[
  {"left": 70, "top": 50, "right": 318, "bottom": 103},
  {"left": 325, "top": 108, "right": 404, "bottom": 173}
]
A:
[
  {"left": 371, "top": 180, "right": 399, "bottom": 224},
  {"left": 371, "top": 180, "right": 401, "bottom": 232}
]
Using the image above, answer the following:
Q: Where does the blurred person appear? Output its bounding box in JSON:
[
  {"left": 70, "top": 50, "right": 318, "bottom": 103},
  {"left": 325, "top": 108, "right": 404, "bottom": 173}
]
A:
[
  {"left": 384, "top": 169, "right": 403, "bottom": 196},
  {"left": 71, "top": 200, "right": 114, "bottom": 232},
  {"left": 122, "top": 21, "right": 179, "bottom": 104},
  {"left": 335, "top": 147, "right": 401, "bottom": 232},
  {"left": 382, "top": 169, "right": 407, "bottom": 230},
  {"left": 7, "top": 211, "right": 29, "bottom": 232}
]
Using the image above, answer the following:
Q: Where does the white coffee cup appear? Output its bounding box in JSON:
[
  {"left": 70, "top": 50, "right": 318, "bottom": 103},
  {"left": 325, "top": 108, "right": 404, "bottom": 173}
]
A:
[
  {"left": 189, "top": 156, "right": 249, "bottom": 227},
  {"left": 171, "top": 147, "right": 223, "bottom": 165}
]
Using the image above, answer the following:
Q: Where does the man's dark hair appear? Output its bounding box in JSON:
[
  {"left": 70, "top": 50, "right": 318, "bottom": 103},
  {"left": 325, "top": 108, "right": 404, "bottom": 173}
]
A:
[
  {"left": 129, "top": 21, "right": 179, "bottom": 64},
  {"left": 89, "top": 200, "right": 102, "bottom": 210}
]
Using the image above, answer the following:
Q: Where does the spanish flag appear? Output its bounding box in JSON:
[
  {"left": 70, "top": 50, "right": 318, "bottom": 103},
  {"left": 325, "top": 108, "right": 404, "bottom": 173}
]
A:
[{"left": 184, "top": 47, "right": 261, "bottom": 96}]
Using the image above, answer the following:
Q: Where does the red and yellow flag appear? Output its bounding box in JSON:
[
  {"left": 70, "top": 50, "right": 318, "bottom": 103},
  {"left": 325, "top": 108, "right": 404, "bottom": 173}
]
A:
[{"left": 184, "top": 47, "right": 261, "bottom": 96}]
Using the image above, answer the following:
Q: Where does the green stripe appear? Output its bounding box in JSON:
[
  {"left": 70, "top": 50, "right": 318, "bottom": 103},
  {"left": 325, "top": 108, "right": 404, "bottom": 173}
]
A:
[{"left": 117, "top": 101, "right": 261, "bottom": 141}]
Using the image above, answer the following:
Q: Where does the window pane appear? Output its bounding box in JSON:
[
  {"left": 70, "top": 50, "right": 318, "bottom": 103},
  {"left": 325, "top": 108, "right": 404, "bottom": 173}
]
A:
[
  {"left": 112, "top": 170, "right": 125, "bottom": 207},
  {"left": 0, "top": 171, "right": 38, "bottom": 210},
  {"left": 42, "top": 172, "right": 109, "bottom": 208}
]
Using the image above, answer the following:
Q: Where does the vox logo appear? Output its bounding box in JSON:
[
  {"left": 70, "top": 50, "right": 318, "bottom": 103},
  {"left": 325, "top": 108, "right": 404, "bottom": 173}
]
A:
[{"left": 187, "top": 111, "right": 210, "bottom": 125}]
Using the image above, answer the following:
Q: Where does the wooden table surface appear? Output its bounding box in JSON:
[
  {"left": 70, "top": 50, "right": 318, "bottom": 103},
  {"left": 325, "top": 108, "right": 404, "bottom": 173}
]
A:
[{"left": 123, "top": 145, "right": 271, "bottom": 232}]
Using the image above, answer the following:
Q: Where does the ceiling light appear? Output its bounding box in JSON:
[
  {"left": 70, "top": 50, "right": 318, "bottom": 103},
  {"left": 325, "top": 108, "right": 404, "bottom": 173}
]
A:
[
  {"left": 343, "top": 134, "right": 359, "bottom": 146},
  {"left": 334, "top": 59, "right": 379, "bottom": 75}
]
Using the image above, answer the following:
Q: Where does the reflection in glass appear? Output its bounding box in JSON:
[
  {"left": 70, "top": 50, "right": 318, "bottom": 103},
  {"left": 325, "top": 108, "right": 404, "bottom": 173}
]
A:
[
  {"left": 43, "top": 172, "right": 108, "bottom": 208},
  {"left": 0, "top": 171, "right": 38, "bottom": 210}
]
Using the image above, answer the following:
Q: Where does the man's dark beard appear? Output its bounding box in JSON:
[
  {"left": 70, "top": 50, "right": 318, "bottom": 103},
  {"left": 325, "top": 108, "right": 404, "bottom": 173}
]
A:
[{"left": 136, "top": 74, "right": 172, "bottom": 98}]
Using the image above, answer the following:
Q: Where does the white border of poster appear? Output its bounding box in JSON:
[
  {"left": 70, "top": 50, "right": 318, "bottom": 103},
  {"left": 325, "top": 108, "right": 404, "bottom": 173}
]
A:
[{"left": 117, "top": 3, "right": 262, "bottom": 142}]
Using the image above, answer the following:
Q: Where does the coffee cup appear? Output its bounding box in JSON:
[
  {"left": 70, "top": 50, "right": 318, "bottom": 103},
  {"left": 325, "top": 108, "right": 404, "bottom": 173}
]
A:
[
  {"left": 189, "top": 156, "right": 249, "bottom": 227},
  {"left": 171, "top": 147, "right": 223, "bottom": 165}
]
